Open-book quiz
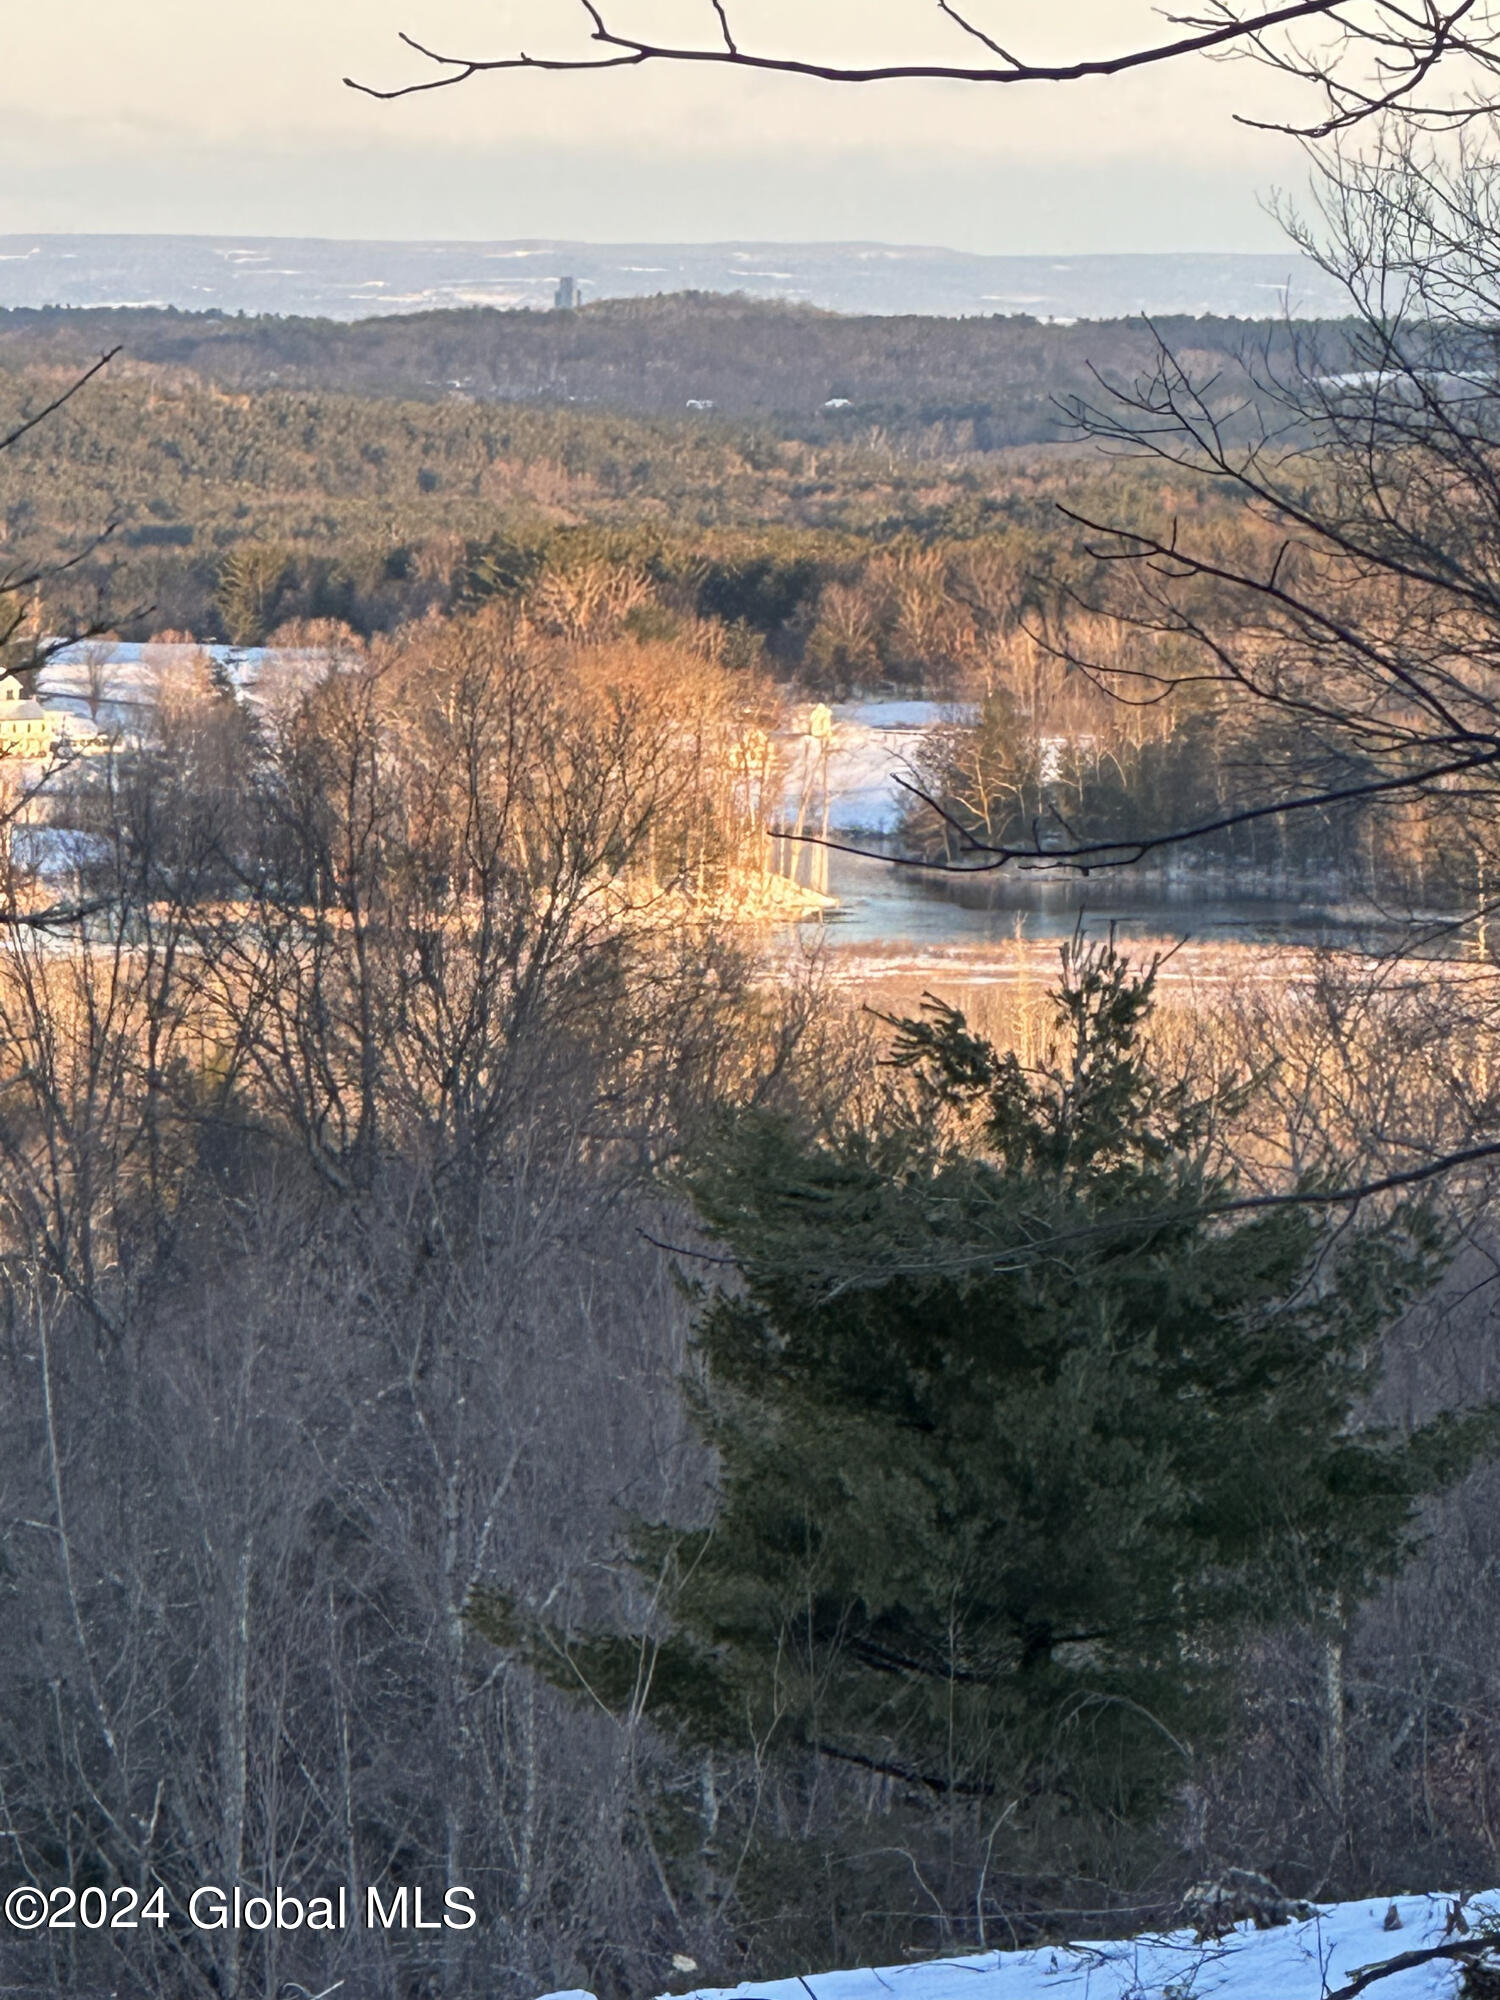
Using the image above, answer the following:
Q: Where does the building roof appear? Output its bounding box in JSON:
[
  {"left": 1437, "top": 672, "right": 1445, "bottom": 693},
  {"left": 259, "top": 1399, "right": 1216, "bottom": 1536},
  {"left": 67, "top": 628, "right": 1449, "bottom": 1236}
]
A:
[{"left": 0, "top": 673, "right": 47, "bottom": 721}]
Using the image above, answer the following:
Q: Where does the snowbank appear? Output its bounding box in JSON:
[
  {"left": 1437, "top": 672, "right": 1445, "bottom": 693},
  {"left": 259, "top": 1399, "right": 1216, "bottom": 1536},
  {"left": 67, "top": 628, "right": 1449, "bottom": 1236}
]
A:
[{"left": 541, "top": 1893, "right": 1500, "bottom": 2000}]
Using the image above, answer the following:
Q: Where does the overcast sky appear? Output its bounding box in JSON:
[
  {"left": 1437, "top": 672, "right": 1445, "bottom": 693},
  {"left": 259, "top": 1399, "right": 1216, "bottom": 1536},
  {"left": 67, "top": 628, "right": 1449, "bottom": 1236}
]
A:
[{"left": 0, "top": 1, "right": 1312, "bottom": 249}]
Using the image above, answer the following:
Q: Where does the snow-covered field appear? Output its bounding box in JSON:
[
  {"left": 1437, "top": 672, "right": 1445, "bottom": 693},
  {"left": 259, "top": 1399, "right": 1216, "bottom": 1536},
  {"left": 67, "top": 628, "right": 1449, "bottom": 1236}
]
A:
[
  {"left": 545, "top": 1894, "right": 1500, "bottom": 2000},
  {"left": 37, "top": 640, "right": 325, "bottom": 738}
]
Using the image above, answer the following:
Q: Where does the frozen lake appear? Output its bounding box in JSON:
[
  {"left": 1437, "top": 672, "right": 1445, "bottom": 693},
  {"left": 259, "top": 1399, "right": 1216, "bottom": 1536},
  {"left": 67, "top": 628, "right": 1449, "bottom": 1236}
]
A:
[
  {"left": 38, "top": 649, "right": 1424, "bottom": 956},
  {"left": 810, "top": 843, "right": 1398, "bottom": 952},
  {"left": 781, "top": 702, "right": 1402, "bottom": 953}
]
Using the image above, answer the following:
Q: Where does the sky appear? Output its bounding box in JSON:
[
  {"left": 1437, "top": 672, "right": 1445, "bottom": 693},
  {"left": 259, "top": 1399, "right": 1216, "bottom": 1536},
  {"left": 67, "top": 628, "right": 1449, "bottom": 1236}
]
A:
[{"left": 0, "top": 1, "right": 1314, "bottom": 250}]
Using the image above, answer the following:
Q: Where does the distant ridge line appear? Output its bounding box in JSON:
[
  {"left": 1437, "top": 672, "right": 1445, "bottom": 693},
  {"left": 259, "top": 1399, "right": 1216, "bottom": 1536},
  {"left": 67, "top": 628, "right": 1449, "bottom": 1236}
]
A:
[{"left": 0, "top": 234, "right": 1350, "bottom": 324}]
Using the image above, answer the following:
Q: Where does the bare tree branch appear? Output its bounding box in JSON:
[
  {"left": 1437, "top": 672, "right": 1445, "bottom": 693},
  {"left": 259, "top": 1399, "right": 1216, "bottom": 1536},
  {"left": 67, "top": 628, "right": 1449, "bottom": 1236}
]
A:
[
  {"left": 345, "top": 0, "right": 1442, "bottom": 121},
  {"left": 0, "top": 347, "right": 119, "bottom": 456},
  {"left": 344, "top": 0, "right": 1500, "bottom": 133},
  {"left": 1323, "top": 1934, "right": 1500, "bottom": 1999},
  {"left": 0, "top": 349, "right": 126, "bottom": 674},
  {"left": 779, "top": 741, "right": 1500, "bottom": 875}
]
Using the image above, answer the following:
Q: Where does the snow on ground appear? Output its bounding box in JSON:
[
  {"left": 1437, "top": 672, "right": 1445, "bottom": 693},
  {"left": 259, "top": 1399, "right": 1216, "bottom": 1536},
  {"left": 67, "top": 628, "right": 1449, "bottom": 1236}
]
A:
[
  {"left": 37, "top": 641, "right": 335, "bottom": 739},
  {"left": 39, "top": 658, "right": 952, "bottom": 836},
  {"left": 542, "top": 1894, "right": 1500, "bottom": 2000},
  {"left": 782, "top": 701, "right": 961, "bottom": 835}
]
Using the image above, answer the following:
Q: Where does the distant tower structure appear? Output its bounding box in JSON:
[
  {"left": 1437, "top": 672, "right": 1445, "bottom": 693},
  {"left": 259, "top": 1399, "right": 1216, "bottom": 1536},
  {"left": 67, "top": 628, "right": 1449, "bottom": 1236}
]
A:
[{"left": 554, "top": 275, "right": 583, "bottom": 311}]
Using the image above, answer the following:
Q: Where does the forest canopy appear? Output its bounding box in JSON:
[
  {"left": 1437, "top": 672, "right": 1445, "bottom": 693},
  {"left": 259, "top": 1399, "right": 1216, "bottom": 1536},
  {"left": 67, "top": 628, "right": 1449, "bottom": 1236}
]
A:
[
  {"left": 0, "top": 295, "right": 1351, "bottom": 439},
  {"left": 0, "top": 305, "right": 1270, "bottom": 662}
]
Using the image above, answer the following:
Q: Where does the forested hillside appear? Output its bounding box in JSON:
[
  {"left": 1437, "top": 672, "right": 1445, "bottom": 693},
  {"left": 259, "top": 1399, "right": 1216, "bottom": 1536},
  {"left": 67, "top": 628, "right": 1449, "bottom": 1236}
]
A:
[
  {"left": 0, "top": 361, "right": 1239, "bottom": 654},
  {"left": 0, "top": 305, "right": 1450, "bottom": 903},
  {"left": 0, "top": 295, "right": 1353, "bottom": 446}
]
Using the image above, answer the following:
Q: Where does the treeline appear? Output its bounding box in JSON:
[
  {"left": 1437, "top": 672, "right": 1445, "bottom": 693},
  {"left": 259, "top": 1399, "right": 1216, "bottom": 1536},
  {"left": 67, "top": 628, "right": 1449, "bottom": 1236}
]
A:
[
  {"left": 0, "top": 363, "right": 1241, "bottom": 665},
  {"left": 907, "top": 638, "right": 1496, "bottom": 903},
  {"left": 0, "top": 294, "right": 1356, "bottom": 446}
]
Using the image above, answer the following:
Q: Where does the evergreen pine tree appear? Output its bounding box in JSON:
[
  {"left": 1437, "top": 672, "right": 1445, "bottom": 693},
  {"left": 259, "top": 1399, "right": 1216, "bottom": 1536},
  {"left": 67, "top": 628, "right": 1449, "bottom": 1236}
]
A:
[{"left": 476, "top": 940, "right": 1496, "bottom": 1838}]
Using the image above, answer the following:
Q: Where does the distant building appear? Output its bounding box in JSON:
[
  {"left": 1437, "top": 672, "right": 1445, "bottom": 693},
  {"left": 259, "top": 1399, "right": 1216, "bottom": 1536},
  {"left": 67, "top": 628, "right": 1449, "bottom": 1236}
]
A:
[
  {"left": 53, "top": 711, "right": 109, "bottom": 757},
  {"left": 0, "top": 674, "right": 52, "bottom": 757},
  {"left": 0, "top": 673, "right": 108, "bottom": 766},
  {"left": 554, "top": 275, "right": 583, "bottom": 311}
]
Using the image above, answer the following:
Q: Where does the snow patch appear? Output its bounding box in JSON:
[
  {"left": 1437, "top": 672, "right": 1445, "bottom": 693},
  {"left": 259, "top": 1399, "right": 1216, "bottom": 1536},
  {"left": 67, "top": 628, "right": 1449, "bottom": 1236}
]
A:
[{"left": 545, "top": 1893, "right": 1499, "bottom": 2000}]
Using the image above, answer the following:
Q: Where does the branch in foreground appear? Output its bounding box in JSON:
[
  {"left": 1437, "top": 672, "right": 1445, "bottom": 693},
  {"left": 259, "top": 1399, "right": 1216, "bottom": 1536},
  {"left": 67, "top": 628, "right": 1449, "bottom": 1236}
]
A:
[
  {"left": 1324, "top": 1933, "right": 1500, "bottom": 1999},
  {"left": 346, "top": 0, "right": 1357, "bottom": 101},
  {"left": 0, "top": 899, "right": 113, "bottom": 931},
  {"left": 679, "top": 1138, "right": 1500, "bottom": 1295},
  {"left": 813, "top": 1140, "right": 1500, "bottom": 1294},
  {"left": 0, "top": 349, "right": 120, "bottom": 456},
  {"left": 0, "top": 349, "right": 126, "bottom": 676},
  {"left": 344, "top": 0, "right": 1500, "bottom": 134},
  {"left": 776, "top": 739, "right": 1500, "bottom": 876}
]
